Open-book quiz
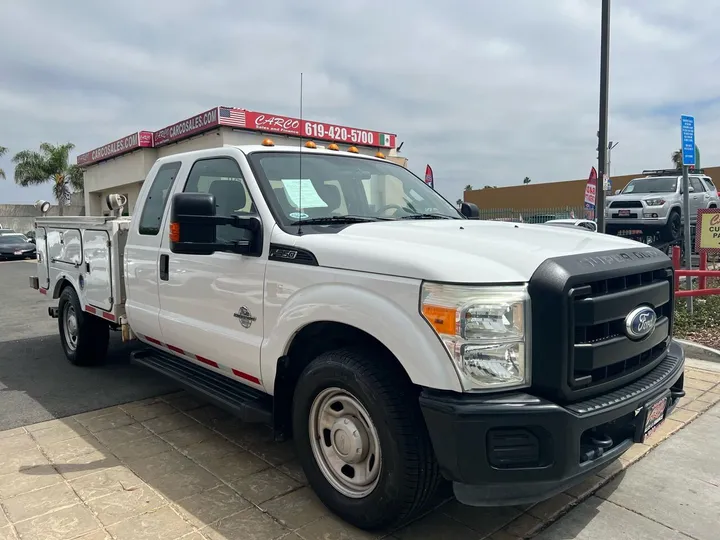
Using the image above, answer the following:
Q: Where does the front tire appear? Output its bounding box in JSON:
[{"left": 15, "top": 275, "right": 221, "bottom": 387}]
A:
[
  {"left": 661, "top": 211, "right": 682, "bottom": 242},
  {"left": 292, "top": 347, "right": 441, "bottom": 530},
  {"left": 58, "top": 287, "right": 109, "bottom": 366}
]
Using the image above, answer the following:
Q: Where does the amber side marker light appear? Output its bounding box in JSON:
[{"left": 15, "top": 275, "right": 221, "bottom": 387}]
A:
[
  {"left": 262, "top": 138, "right": 275, "bottom": 146},
  {"left": 169, "top": 222, "right": 180, "bottom": 242},
  {"left": 348, "top": 146, "right": 359, "bottom": 153},
  {"left": 305, "top": 141, "right": 317, "bottom": 149},
  {"left": 328, "top": 143, "right": 340, "bottom": 151},
  {"left": 376, "top": 151, "right": 386, "bottom": 159}
]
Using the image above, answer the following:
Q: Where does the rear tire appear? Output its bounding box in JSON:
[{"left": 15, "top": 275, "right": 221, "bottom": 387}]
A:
[
  {"left": 660, "top": 211, "right": 682, "bottom": 242},
  {"left": 58, "top": 287, "right": 109, "bottom": 366},
  {"left": 292, "top": 347, "right": 441, "bottom": 531}
]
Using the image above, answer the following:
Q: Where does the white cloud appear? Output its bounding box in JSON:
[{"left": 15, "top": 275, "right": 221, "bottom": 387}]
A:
[{"left": 1, "top": 0, "right": 719, "bottom": 204}]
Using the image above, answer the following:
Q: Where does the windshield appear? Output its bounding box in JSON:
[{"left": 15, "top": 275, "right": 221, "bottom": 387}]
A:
[
  {"left": 247, "top": 152, "right": 461, "bottom": 228},
  {"left": 0, "top": 234, "right": 28, "bottom": 244},
  {"left": 622, "top": 177, "right": 677, "bottom": 194}
]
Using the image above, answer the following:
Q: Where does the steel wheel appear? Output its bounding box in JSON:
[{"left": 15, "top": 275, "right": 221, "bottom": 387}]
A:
[
  {"left": 308, "top": 387, "right": 382, "bottom": 498},
  {"left": 63, "top": 303, "right": 79, "bottom": 351}
]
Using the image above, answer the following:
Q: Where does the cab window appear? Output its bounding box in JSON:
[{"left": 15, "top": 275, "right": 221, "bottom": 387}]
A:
[
  {"left": 138, "top": 162, "right": 182, "bottom": 235},
  {"left": 183, "top": 157, "right": 256, "bottom": 245}
]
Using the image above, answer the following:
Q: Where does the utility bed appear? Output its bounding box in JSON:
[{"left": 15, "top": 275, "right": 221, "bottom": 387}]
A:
[{"left": 30, "top": 216, "right": 131, "bottom": 325}]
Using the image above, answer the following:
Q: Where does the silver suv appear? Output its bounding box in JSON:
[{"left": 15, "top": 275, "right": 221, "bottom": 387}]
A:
[{"left": 604, "top": 169, "right": 718, "bottom": 241}]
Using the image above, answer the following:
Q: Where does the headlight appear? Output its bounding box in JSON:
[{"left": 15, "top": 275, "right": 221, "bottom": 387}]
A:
[
  {"left": 421, "top": 283, "right": 530, "bottom": 391},
  {"left": 645, "top": 198, "right": 666, "bottom": 206}
]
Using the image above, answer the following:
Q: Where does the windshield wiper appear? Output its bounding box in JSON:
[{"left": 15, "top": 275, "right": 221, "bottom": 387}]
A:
[
  {"left": 289, "top": 215, "right": 385, "bottom": 226},
  {"left": 397, "top": 213, "right": 456, "bottom": 220}
]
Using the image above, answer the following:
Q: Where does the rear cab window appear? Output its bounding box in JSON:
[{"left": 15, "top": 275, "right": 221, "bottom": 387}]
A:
[{"left": 138, "top": 162, "right": 182, "bottom": 235}]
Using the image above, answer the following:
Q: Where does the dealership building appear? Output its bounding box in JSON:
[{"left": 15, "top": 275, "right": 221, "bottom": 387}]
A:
[{"left": 77, "top": 107, "right": 404, "bottom": 216}]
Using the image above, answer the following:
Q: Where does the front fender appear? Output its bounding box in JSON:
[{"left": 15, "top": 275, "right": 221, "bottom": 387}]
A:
[{"left": 260, "top": 282, "right": 462, "bottom": 393}]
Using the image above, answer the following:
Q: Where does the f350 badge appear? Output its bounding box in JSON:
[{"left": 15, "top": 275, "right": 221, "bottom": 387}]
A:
[{"left": 233, "top": 306, "right": 257, "bottom": 328}]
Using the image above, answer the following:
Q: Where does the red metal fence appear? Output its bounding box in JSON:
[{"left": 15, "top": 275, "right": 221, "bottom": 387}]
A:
[{"left": 671, "top": 246, "right": 720, "bottom": 297}]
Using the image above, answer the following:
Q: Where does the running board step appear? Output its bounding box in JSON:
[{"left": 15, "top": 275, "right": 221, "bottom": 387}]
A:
[{"left": 131, "top": 348, "right": 273, "bottom": 424}]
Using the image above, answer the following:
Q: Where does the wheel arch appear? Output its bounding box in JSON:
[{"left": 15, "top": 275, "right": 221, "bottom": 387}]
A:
[{"left": 272, "top": 321, "right": 411, "bottom": 440}]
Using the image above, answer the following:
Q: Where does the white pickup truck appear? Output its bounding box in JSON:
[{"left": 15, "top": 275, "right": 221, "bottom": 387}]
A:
[{"left": 30, "top": 142, "right": 686, "bottom": 530}]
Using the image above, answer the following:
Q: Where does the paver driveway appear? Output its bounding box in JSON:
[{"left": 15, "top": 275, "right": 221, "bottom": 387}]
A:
[{"left": 0, "top": 364, "right": 718, "bottom": 540}]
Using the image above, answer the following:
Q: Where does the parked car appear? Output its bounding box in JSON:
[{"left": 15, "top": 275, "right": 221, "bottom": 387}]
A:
[
  {"left": 605, "top": 169, "right": 719, "bottom": 241},
  {"left": 0, "top": 233, "right": 37, "bottom": 260},
  {"left": 543, "top": 218, "right": 598, "bottom": 232}
]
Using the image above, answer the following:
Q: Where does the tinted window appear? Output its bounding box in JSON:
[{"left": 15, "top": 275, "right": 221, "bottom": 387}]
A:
[
  {"left": 690, "top": 178, "right": 705, "bottom": 192},
  {"left": 184, "top": 158, "right": 255, "bottom": 245},
  {"left": 138, "top": 162, "right": 182, "bottom": 235}
]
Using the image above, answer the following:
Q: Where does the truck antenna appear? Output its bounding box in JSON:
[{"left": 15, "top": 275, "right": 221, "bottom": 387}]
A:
[{"left": 297, "top": 72, "right": 304, "bottom": 235}]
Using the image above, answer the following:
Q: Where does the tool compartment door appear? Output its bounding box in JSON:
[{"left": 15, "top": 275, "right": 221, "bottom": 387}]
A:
[
  {"left": 36, "top": 227, "right": 50, "bottom": 290},
  {"left": 82, "top": 229, "right": 113, "bottom": 311}
]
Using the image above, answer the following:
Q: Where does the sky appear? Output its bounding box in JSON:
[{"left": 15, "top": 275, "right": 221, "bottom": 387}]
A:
[{"left": 1, "top": 0, "right": 720, "bottom": 205}]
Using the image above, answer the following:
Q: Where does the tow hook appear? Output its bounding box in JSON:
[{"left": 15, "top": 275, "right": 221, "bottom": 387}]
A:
[{"left": 48, "top": 307, "right": 59, "bottom": 318}]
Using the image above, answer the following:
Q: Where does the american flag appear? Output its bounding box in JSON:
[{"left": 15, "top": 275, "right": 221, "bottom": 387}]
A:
[{"left": 219, "top": 107, "right": 246, "bottom": 127}]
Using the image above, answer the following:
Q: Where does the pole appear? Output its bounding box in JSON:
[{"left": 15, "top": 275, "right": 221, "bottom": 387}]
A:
[
  {"left": 682, "top": 164, "right": 693, "bottom": 313},
  {"left": 596, "top": 0, "right": 611, "bottom": 232}
]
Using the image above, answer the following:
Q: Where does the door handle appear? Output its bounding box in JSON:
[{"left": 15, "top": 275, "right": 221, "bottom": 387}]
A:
[{"left": 159, "top": 254, "right": 169, "bottom": 281}]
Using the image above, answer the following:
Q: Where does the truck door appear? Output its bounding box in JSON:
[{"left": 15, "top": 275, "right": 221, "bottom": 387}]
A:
[
  {"left": 124, "top": 161, "right": 184, "bottom": 342},
  {"left": 157, "top": 156, "right": 266, "bottom": 388}
]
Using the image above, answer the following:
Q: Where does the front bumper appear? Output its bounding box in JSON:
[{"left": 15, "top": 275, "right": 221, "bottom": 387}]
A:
[
  {"left": 0, "top": 251, "right": 36, "bottom": 260},
  {"left": 419, "top": 340, "right": 685, "bottom": 507},
  {"left": 605, "top": 215, "right": 668, "bottom": 229}
]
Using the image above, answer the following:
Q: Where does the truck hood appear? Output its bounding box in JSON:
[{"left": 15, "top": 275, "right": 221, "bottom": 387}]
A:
[{"left": 290, "top": 220, "right": 647, "bottom": 282}]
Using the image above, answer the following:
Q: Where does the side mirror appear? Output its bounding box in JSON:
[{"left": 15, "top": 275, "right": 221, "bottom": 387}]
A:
[
  {"left": 689, "top": 186, "right": 695, "bottom": 193},
  {"left": 28, "top": 238, "right": 36, "bottom": 244},
  {"left": 614, "top": 189, "right": 621, "bottom": 195},
  {"left": 169, "top": 193, "right": 262, "bottom": 256},
  {"left": 460, "top": 202, "right": 480, "bottom": 219}
]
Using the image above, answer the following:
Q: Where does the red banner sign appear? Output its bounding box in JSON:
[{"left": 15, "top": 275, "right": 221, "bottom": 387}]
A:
[
  {"left": 218, "top": 108, "right": 396, "bottom": 149},
  {"left": 76, "top": 131, "right": 154, "bottom": 166},
  {"left": 153, "top": 108, "right": 220, "bottom": 147}
]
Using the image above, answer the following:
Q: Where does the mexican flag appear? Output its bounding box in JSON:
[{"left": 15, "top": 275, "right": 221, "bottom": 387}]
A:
[{"left": 378, "top": 133, "right": 392, "bottom": 146}]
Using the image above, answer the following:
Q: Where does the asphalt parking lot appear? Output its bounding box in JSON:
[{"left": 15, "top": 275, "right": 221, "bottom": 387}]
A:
[{"left": 0, "top": 260, "right": 177, "bottom": 431}]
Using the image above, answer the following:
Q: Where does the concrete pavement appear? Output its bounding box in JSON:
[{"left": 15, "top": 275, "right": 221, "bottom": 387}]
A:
[{"left": 536, "top": 398, "right": 720, "bottom": 540}]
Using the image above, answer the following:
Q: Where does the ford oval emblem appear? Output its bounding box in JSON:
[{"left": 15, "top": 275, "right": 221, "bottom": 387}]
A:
[{"left": 624, "top": 306, "right": 657, "bottom": 340}]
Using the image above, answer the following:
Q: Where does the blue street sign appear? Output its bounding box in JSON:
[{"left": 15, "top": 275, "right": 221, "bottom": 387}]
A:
[{"left": 681, "top": 115, "right": 695, "bottom": 167}]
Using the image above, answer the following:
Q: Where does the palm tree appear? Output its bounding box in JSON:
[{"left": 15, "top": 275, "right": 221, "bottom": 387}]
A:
[
  {"left": 11, "top": 143, "right": 84, "bottom": 215},
  {"left": 671, "top": 149, "right": 682, "bottom": 169},
  {"left": 464, "top": 184, "right": 473, "bottom": 191},
  {"left": 0, "top": 146, "right": 7, "bottom": 179},
  {"left": 523, "top": 176, "right": 531, "bottom": 185}
]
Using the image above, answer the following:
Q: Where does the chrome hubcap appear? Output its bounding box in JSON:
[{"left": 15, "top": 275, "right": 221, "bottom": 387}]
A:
[
  {"left": 309, "top": 387, "right": 382, "bottom": 498},
  {"left": 63, "top": 305, "right": 78, "bottom": 351}
]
